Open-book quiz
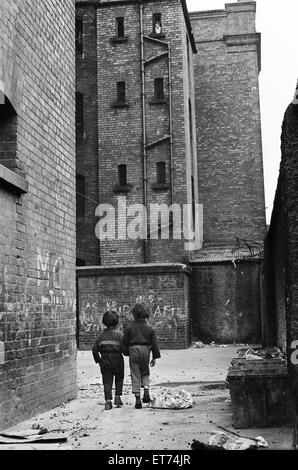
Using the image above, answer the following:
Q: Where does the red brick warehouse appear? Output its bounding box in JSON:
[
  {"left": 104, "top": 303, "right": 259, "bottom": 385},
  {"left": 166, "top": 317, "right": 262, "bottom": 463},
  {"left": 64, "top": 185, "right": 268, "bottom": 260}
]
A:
[{"left": 75, "top": 0, "right": 266, "bottom": 348}]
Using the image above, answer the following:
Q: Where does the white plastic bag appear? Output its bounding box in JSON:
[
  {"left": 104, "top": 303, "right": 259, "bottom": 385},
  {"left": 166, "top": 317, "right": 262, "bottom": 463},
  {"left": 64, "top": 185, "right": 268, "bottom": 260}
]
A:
[
  {"left": 208, "top": 432, "right": 268, "bottom": 450},
  {"left": 149, "top": 389, "right": 193, "bottom": 409}
]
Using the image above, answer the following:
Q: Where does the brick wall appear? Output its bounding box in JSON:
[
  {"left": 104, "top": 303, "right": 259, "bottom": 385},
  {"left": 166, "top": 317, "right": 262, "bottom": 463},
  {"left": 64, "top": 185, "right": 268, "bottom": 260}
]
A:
[
  {"left": 0, "top": 0, "right": 76, "bottom": 430},
  {"left": 76, "top": 5, "right": 101, "bottom": 266},
  {"left": 77, "top": 264, "right": 191, "bottom": 349},
  {"left": 263, "top": 182, "right": 286, "bottom": 351},
  {"left": 264, "top": 102, "right": 298, "bottom": 408},
  {"left": 264, "top": 103, "right": 298, "bottom": 356},
  {"left": 190, "top": 262, "right": 262, "bottom": 344},
  {"left": 190, "top": 1, "right": 266, "bottom": 247}
]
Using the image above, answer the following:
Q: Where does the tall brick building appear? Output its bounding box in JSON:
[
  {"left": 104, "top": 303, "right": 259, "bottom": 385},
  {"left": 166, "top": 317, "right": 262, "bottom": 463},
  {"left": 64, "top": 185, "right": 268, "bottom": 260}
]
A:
[
  {"left": 76, "top": 0, "right": 200, "bottom": 266},
  {"left": 189, "top": 1, "right": 266, "bottom": 343},
  {"left": 76, "top": 0, "right": 266, "bottom": 347},
  {"left": 0, "top": 1, "right": 76, "bottom": 429}
]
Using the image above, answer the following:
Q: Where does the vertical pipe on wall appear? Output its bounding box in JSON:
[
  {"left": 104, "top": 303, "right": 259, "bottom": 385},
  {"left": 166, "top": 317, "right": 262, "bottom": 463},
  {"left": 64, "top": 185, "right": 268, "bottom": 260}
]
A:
[
  {"left": 168, "top": 45, "right": 174, "bottom": 206},
  {"left": 139, "top": 0, "right": 149, "bottom": 263}
]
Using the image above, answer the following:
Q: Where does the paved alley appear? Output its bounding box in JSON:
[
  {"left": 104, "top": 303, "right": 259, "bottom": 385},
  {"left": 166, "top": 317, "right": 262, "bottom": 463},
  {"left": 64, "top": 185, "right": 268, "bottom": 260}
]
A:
[{"left": 0, "top": 346, "right": 293, "bottom": 451}]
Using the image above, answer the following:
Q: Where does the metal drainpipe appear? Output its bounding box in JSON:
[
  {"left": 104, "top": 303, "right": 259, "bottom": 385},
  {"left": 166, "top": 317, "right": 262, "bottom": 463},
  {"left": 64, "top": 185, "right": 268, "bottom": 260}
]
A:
[
  {"left": 168, "top": 45, "right": 174, "bottom": 206},
  {"left": 139, "top": 0, "right": 149, "bottom": 263}
]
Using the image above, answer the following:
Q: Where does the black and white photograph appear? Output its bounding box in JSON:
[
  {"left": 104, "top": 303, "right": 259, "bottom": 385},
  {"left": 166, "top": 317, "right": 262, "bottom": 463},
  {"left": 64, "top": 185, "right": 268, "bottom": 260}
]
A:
[{"left": 0, "top": 0, "right": 297, "bottom": 457}]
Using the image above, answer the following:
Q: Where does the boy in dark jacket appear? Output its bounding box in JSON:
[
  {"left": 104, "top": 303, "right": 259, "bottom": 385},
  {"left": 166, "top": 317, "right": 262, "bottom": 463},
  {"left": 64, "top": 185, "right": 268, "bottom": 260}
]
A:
[
  {"left": 92, "top": 310, "right": 124, "bottom": 411},
  {"left": 122, "top": 302, "right": 161, "bottom": 409}
]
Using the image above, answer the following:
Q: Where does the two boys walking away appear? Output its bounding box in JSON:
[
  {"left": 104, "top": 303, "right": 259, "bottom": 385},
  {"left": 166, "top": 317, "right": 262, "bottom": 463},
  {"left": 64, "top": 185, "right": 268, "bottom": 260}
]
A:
[{"left": 92, "top": 303, "right": 161, "bottom": 410}]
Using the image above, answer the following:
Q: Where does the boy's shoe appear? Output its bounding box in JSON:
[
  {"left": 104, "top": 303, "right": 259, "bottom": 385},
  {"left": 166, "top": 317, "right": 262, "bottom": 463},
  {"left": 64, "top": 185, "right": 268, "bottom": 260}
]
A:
[
  {"left": 114, "top": 396, "right": 123, "bottom": 407},
  {"left": 105, "top": 400, "right": 112, "bottom": 410},
  {"left": 135, "top": 395, "right": 142, "bottom": 409},
  {"left": 142, "top": 389, "right": 151, "bottom": 404}
]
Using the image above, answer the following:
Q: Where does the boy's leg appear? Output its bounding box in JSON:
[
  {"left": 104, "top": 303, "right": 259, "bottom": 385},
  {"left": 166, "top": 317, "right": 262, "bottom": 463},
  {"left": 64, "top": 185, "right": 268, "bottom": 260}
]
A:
[
  {"left": 129, "top": 347, "right": 142, "bottom": 409},
  {"left": 139, "top": 346, "right": 151, "bottom": 403},
  {"left": 101, "top": 363, "right": 113, "bottom": 409},
  {"left": 129, "top": 347, "right": 142, "bottom": 395},
  {"left": 114, "top": 356, "right": 124, "bottom": 406}
]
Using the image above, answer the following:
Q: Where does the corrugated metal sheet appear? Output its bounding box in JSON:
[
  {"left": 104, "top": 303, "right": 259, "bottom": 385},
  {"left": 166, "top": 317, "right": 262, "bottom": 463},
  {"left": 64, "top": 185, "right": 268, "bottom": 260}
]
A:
[{"left": 189, "top": 247, "right": 264, "bottom": 264}]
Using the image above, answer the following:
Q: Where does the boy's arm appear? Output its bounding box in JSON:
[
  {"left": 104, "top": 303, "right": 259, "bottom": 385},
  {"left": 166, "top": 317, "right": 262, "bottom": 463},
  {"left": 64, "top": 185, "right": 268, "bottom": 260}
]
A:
[
  {"left": 92, "top": 339, "right": 101, "bottom": 364},
  {"left": 150, "top": 329, "right": 161, "bottom": 363},
  {"left": 120, "top": 330, "right": 130, "bottom": 356}
]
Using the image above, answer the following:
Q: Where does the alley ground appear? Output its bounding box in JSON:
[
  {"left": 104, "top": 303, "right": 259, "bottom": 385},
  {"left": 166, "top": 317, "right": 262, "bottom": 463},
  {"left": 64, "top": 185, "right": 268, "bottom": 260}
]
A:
[{"left": 0, "top": 346, "right": 293, "bottom": 451}]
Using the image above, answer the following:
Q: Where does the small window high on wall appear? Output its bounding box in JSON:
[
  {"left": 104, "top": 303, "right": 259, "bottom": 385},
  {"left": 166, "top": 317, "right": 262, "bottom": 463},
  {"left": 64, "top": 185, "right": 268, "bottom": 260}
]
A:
[
  {"left": 0, "top": 96, "right": 17, "bottom": 171},
  {"left": 153, "top": 13, "right": 162, "bottom": 35},
  {"left": 116, "top": 17, "right": 125, "bottom": 38},
  {"left": 116, "top": 81, "right": 126, "bottom": 103},
  {"left": 156, "top": 162, "right": 166, "bottom": 184},
  {"left": 76, "top": 92, "right": 84, "bottom": 139},
  {"left": 76, "top": 18, "right": 83, "bottom": 54},
  {"left": 154, "top": 78, "right": 165, "bottom": 101},
  {"left": 118, "top": 164, "right": 127, "bottom": 187}
]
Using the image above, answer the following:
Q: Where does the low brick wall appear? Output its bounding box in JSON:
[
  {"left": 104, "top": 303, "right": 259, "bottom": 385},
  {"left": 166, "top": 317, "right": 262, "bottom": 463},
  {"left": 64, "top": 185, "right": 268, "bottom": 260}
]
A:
[
  {"left": 190, "top": 262, "right": 262, "bottom": 344},
  {"left": 76, "top": 264, "right": 191, "bottom": 349}
]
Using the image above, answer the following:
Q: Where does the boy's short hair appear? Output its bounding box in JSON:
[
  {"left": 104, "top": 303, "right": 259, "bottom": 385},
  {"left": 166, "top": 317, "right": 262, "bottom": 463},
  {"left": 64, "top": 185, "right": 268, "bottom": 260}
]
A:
[
  {"left": 102, "top": 310, "right": 119, "bottom": 328},
  {"left": 132, "top": 302, "right": 150, "bottom": 320}
]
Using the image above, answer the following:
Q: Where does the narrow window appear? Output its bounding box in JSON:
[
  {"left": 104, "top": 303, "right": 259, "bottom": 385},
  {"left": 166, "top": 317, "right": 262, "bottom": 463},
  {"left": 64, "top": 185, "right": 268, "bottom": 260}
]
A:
[
  {"left": 76, "top": 174, "right": 85, "bottom": 218},
  {"left": 76, "top": 92, "right": 84, "bottom": 138},
  {"left": 117, "top": 81, "right": 126, "bottom": 103},
  {"left": 118, "top": 164, "right": 127, "bottom": 186},
  {"left": 153, "top": 13, "right": 162, "bottom": 35},
  {"left": 0, "top": 96, "right": 17, "bottom": 171},
  {"left": 154, "top": 78, "right": 164, "bottom": 101},
  {"left": 76, "top": 18, "right": 83, "bottom": 54},
  {"left": 116, "top": 17, "right": 125, "bottom": 38},
  {"left": 156, "top": 162, "right": 166, "bottom": 184}
]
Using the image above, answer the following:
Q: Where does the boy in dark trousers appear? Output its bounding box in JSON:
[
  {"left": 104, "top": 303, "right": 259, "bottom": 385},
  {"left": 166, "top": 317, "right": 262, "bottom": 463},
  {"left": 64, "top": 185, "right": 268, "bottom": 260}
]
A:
[
  {"left": 122, "top": 302, "right": 161, "bottom": 409},
  {"left": 92, "top": 310, "right": 125, "bottom": 411}
]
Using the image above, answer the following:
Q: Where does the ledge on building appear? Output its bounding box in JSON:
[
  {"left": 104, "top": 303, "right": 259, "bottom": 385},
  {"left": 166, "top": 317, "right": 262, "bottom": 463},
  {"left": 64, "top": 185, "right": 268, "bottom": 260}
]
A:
[
  {"left": 0, "top": 163, "right": 28, "bottom": 195},
  {"left": 149, "top": 32, "right": 166, "bottom": 40},
  {"left": 150, "top": 97, "right": 168, "bottom": 106},
  {"left": 113, "top": 183, "right": 133, "bottom": 193},
  {"left": 111, "top": 36, "right": 129, "bottom": 44},
  {"left": 111, "top": 101, "right": 129, "bottom": 109},
  {"left": 151, "top": 182, "right": 170, "bottom": 191},
  {"left": 76, "top": 262, "right": 192, "bottom": 277}
]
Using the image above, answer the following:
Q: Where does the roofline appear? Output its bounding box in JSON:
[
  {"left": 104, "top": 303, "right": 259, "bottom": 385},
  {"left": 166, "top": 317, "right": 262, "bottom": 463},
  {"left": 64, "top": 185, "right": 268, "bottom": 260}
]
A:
[
  {"left": 180, "top": 0, "right": 197, "bottom": 53},
  {"left": 75, "top": 0, "right": 197, "bottom": 53}
]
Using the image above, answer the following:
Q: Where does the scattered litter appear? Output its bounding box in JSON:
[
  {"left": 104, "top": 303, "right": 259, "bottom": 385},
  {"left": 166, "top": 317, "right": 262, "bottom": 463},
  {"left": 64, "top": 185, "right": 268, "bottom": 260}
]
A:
[
  {"left": 209, "top": 432, "right": 268, "bottom": 450},
  {"left": 237, "top": 346, "right": 285, "bottom": 361},
  {"left": 0, "top": 432, "right": 67, "bottom": 445},
  {"left": 191, "top": 432, "right": 268, "bottom": 451},
  {"left": 149, "top": 389, "right": 193, "bottom": 410},
  {"left": 31, "top": 423, "right": 48, "bottom": 434},
  {"left": 245, "top": 351, "right": 263, "bottom": 361},
  {"left": 191, "top": 341, "right": 205, "bottom": 349},
  {"left": 1, "top": 426, "right": 48, "bottom": 439}
]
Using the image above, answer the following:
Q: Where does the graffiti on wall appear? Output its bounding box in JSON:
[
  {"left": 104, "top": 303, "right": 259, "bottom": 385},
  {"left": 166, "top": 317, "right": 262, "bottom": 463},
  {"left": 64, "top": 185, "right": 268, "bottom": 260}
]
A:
[
  {"left": 37, "top": 249, "right": 76, "bottom": 316},
  {"left": 80, "top": 293, "right": 186, "bottom": 342},
  {"left": 37, "top": 248, "right": 64, "bottom": 289}
]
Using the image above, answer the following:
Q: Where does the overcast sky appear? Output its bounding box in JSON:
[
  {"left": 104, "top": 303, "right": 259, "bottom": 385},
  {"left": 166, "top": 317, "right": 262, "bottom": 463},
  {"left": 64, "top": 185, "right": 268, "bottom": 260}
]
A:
[{"left": 186, "top": 0, "right": 298, "bottom": 223}]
